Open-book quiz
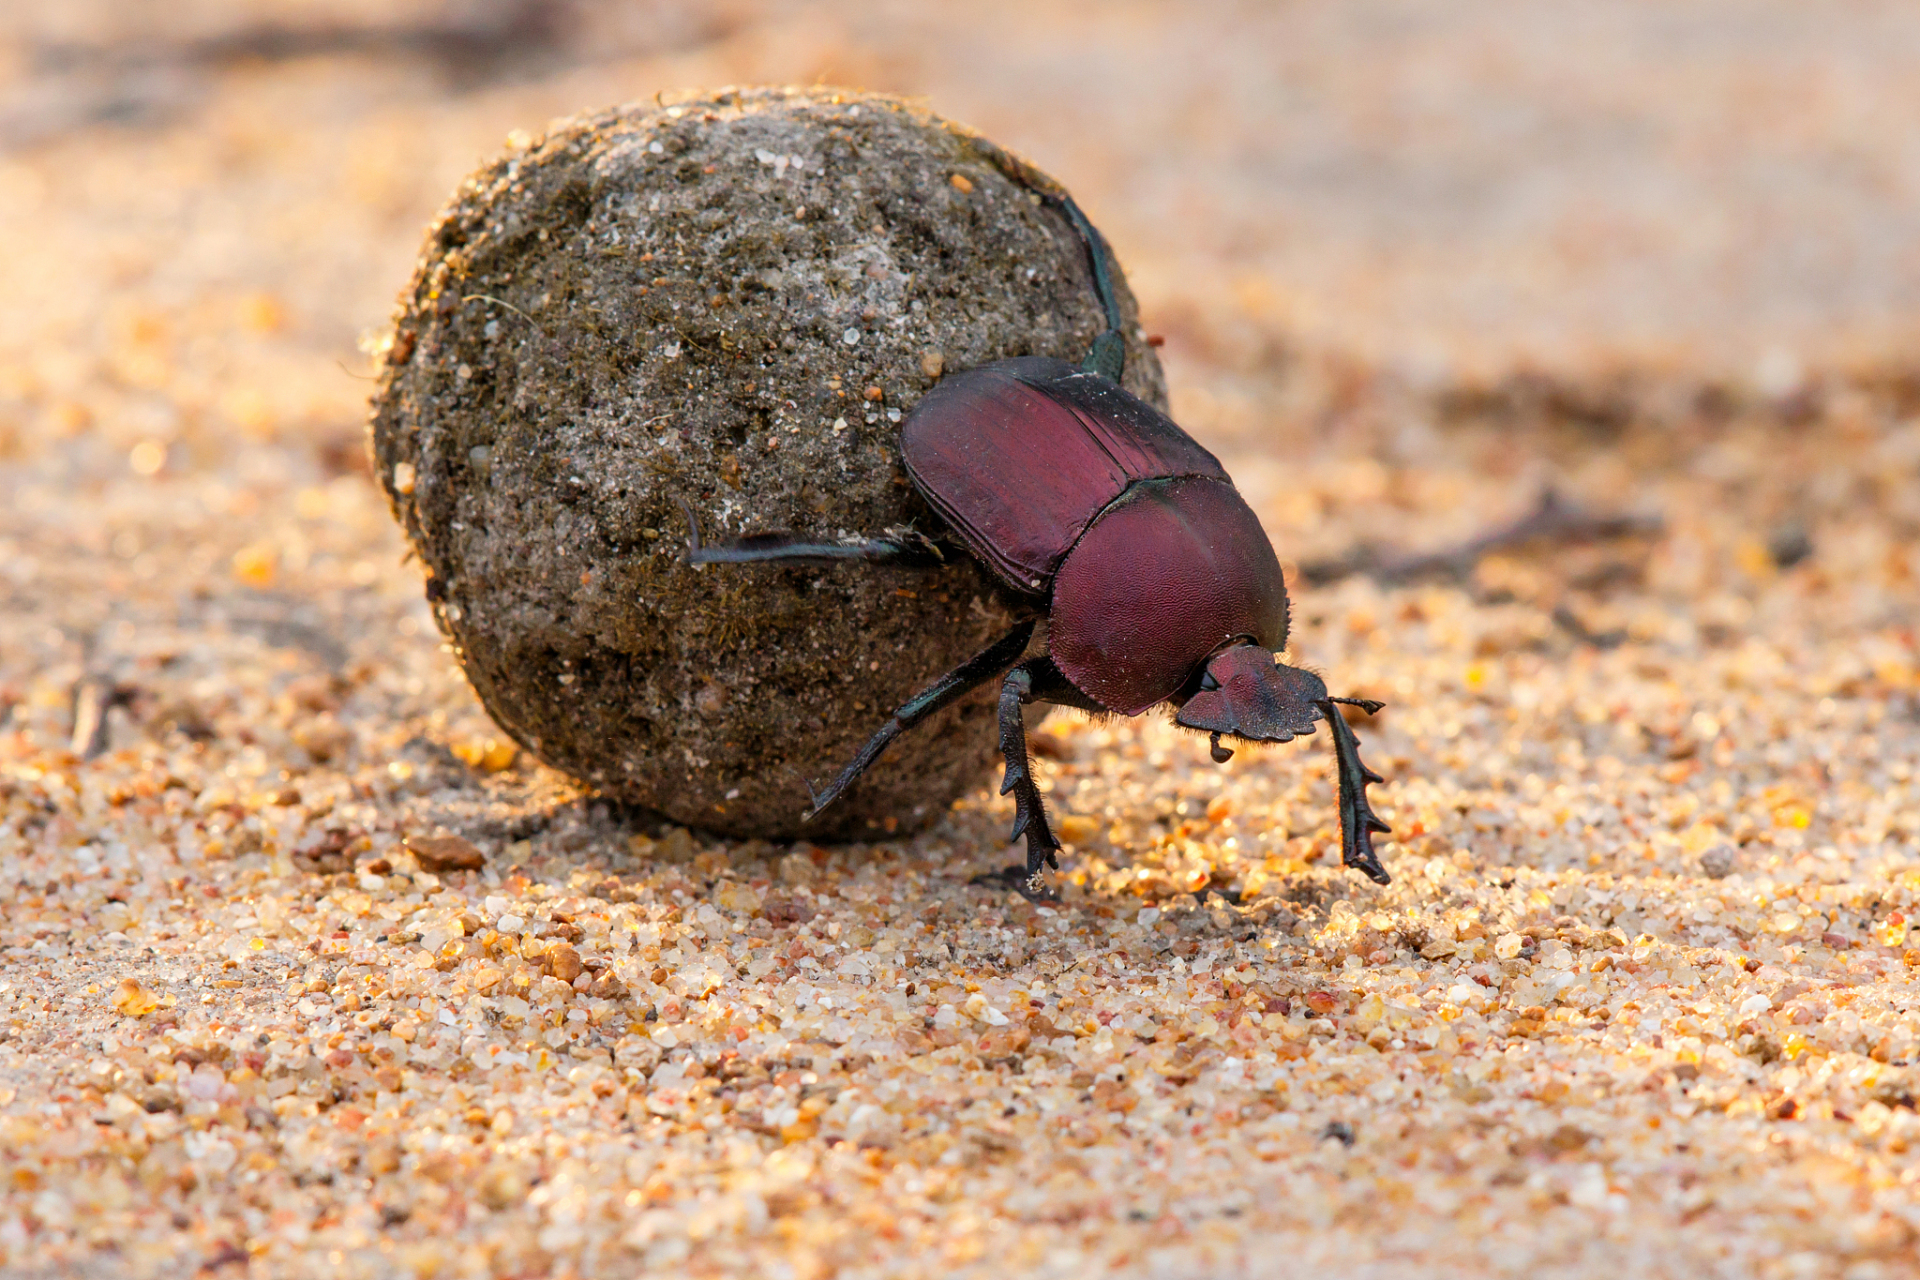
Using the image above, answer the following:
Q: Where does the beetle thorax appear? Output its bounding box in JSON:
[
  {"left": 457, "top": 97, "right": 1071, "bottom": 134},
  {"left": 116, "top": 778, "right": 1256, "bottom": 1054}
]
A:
[{"left": 1046, "top": 476, "right": 1290, "bottom": 716}]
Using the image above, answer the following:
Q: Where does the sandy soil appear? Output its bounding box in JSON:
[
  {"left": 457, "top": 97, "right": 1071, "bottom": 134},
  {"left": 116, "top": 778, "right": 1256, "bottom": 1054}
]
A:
[{"left": 4, "top": 3, "right": 1920, "bottom": 1278}]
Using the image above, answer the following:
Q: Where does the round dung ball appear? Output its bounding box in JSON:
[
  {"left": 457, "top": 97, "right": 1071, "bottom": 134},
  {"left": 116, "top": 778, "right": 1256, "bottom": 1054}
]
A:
[{"left": 368, "top": 86, "right": 1167, "bottom": 840}]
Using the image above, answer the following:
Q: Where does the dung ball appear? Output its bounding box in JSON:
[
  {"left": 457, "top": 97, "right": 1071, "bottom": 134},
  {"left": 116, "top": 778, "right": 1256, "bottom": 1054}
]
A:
[{"left": 368, "top": 86, "right": 1167, "bottom": 840}]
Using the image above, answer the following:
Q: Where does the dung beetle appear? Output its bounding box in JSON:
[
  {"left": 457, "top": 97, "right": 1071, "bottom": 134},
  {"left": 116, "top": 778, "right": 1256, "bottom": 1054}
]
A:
[{"left": 684, "top": 185, "right": 1392, "bottom": 887}]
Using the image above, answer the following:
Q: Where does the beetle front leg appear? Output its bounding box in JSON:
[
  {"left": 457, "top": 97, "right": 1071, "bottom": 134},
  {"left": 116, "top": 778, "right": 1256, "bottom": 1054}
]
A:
[
  {"left": 1319, "top": 698, "right": 1392, "bottom": 885},
  {"left": 998, "top": 660, "right": 1062, "bottom": 877}
]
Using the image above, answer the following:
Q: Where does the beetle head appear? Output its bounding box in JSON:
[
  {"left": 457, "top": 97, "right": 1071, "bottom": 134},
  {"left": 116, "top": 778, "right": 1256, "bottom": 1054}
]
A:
[{"left": 1174, "top": 644, "right": 1325, "bottom": 743}]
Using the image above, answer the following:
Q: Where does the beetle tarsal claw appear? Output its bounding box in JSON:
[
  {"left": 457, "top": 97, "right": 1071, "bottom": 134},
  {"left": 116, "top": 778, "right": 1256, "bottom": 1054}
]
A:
[
  {"left": 800, "top": 775, "right": 825, "bottom": 819},
  {"left": 674, "top": 498, "right": 705, "bottom": 566}
]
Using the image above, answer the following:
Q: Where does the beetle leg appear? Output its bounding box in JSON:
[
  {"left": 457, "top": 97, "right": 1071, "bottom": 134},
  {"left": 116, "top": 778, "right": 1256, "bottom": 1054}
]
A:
[
  {"left": 1317, "top": 698, "right": 1393, "bottom": 885},
  {"left": 1044, "top": 195, "right": 1126, "bottom": 383},
  {"left": 998, "top": 659, "right": 1063, "bottom": 877},
  {"left": 803, "top": 620, "right": 1037, "bottom": 819},
  {"left": 688, "top": 535, "right": 946, "bottom": 568},
  {"left": 1017, "top": 656, "right": 1106, "bottom": 715},
  {"left": 679, "top": 500, "right": 949, "bottom": 568}
]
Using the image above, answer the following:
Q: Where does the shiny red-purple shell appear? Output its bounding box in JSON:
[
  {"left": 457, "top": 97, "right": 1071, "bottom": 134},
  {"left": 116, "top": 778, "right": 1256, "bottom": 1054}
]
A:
[{"left": 901, "top": 357, "right": 1290, "bottom": 715}]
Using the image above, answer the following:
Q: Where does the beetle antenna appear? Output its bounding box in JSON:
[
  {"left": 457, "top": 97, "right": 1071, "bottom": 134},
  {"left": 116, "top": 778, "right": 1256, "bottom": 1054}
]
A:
[
  {"left": 1327, "top": 695, "right": 1386, "bottom": 715},
  {"left": 1051, "top": 195, "right": 1126, "bottom": 383}
]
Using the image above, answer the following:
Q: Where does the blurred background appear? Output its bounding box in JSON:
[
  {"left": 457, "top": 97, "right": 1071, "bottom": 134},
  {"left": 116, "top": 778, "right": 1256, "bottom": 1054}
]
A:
[
  {"left": 7, "top": 0, "right": 1920, "bottom": 488},
  {"left": 12, "top": 0, "right": 1920, "bottom": 762},
  {"left": 3, "top": 9, "right": 1919, "bottom": 1271},
  {"left": 4, "top": 0, "right": 1920, "bottom": 748}
]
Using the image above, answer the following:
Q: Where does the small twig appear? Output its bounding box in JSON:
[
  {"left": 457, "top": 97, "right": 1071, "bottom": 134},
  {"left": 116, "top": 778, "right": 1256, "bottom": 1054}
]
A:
[
  {"left": 461, "top": 294, "right": 538, "bottom": 327},
  {"left": 1551, "top": 604, "right": 1627, "bottom": 649},
  {"left": 37, "top": 1, "right": 566, "bottom": 78},
  {"left": 1298, "top": 487, "right": 1663, "bottom": 587},
  {"left": 4, "top": 2, "right": 585, "bottom": 150},
  {"left": 70, "top": 677, "right": 135, "bottom": 760}
]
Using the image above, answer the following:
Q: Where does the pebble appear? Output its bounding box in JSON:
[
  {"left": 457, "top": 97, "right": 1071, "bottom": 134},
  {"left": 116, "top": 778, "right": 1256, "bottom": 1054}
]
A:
[{"left": 403, "top": 834, "right": 486, "bottom": 872}]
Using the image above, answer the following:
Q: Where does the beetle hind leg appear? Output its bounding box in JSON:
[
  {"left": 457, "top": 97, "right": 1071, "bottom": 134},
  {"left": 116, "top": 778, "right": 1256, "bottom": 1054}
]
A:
[{"left": 1045, "top": 195, "right": 1127, "bottom": 383}]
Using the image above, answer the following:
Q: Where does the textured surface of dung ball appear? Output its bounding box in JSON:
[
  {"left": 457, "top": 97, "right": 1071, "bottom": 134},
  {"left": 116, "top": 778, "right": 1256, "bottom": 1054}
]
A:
[{"left": 368, "top": 86, "right": 1167, "bottom": 839}]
